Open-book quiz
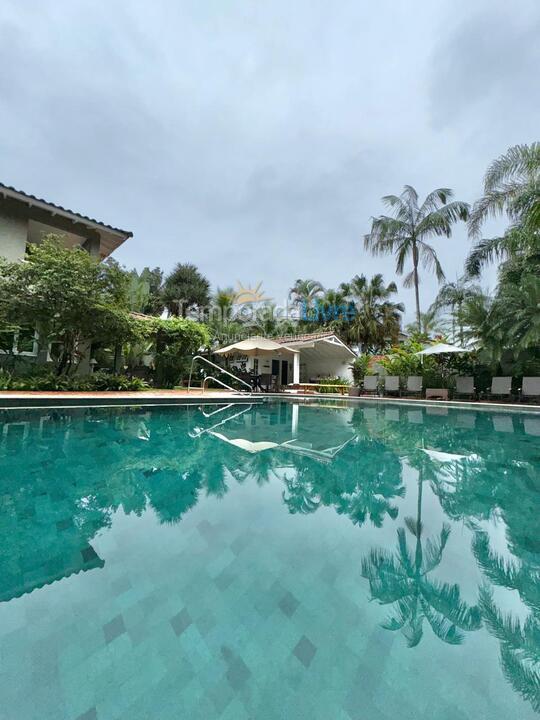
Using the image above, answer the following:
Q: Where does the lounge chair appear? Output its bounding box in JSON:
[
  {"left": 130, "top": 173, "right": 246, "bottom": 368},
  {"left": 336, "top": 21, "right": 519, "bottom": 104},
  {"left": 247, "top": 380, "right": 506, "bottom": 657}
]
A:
[
  {"left": 362, "top": 376, "right": 379, "bottom": 396},
  {"left": 384, "top": 376, "right": 400, "bottom": 397},
  {"left": 519, "top": 377, "right": 540, "bottom": 403},
  {"left": 405, "top": 376, "right": 422, "bottom": 397},
  {"left": 486, "top": 377, "right": 513, "bottom": 401},
  {"left": 454, "top": 376, "right": 476, "bottom": 400}
]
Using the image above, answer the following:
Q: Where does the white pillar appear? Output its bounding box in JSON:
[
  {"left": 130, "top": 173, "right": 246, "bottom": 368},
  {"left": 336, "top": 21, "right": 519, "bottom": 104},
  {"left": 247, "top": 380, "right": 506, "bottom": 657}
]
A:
[{"left": 293, "top": 352, "right": 300, "bottom": 384}]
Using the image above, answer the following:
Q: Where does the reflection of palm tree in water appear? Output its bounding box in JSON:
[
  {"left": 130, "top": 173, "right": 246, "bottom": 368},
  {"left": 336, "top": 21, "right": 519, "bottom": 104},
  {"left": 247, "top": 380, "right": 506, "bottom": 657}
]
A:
[
  {"left": 361, "top": 474, "right": 482, "bottom": 647},
  {"left": 473, "top": 531, "right": 540, "bottom": 712}
]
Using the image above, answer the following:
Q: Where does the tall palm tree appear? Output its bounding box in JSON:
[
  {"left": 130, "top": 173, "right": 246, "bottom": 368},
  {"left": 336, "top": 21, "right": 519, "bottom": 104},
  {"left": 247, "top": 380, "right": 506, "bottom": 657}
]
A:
[
  {"left": 344, "top": 273, "right": 404, "bottom": 351},
  {"left": 212, "top": 287, "right": 236, "bottom": 324},
  {"left": 364, "top": 186, "right": 470, "bottom": 330},
  {"left": 466, "top": 143, "right": 540, "bottom": 276},
  {"left": 430, "top": 277, "right": 482, "bottom": 345},
  {"left": 289, "top": 278, "right": 325, "bottom": 308}
]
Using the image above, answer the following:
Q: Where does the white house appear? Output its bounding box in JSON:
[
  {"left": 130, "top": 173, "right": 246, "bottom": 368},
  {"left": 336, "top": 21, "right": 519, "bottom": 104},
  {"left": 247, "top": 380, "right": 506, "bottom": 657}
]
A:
[
  {"left": 0, "top": 182, "right": 132, "bottom": 262},
  {"left": 232, "top": 331, "right": 357, "bottom": 385},
  {"left": 0, "top": 183, "right": 132, "bottom": 367}
]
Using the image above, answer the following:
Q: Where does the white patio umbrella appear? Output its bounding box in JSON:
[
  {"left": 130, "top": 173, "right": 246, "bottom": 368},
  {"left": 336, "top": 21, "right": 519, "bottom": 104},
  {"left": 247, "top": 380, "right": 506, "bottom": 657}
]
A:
[
  {"left": 415, "top": 342, "right": 469, "bottom": 356},
  {"left": 215, "top": 336, "right": 298, "bottom": 357}
]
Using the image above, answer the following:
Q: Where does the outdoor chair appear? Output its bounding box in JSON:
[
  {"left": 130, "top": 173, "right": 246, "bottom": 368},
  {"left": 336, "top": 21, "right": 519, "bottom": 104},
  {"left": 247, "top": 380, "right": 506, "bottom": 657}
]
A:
[
  {"left": 259, "top": 373, "right": 279, "bottom": 393},
  {"left": 362, "top": 376, "right": 379, "bottom": 396},
  {"left": 454, "top": 376, "right": 476, "bottom": 400},
  {"left": 384, "top": 376, "right": 400, "bottom": 397},
  {"left": 405, "top": 376, "right": 422, "bottom": 397},
  {"left": 485, "top": 377, "right": 513, "bottom": 401},
  {"left": 519, "top": 377, "right": 540, "bottom": 403}
]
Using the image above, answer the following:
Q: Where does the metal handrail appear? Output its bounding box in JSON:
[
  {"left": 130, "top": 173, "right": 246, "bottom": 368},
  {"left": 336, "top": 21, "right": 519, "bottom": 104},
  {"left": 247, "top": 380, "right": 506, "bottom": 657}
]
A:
[
  {"left": 188, "top": 355, "right": 252, "bottom": 394},
  {"left": 201, "top": 376, "right": 238, "bottom": 394}
]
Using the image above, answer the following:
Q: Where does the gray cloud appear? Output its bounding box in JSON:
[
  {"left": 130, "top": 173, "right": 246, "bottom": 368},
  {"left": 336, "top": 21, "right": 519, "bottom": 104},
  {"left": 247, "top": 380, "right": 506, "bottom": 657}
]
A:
[{"left": 1, "top": 0, "right": 538, "bottom": 321}]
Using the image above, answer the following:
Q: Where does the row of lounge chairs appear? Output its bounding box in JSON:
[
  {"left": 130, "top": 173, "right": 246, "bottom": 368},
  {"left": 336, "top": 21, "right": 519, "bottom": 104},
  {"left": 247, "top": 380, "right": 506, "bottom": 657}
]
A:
[{"left": 355, "top": 376, "right": 540, "bottom": 402}]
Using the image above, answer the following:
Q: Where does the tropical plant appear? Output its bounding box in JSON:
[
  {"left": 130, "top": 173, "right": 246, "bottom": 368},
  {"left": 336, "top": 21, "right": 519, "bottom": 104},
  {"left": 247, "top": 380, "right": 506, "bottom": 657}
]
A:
[
  {"left": 468, "top": 142, "right": 540, "bottom": 240},
  {"left": 343, "top": 274, "right": 404, "bottom": 351},
  {"left": 161, "top": 263, "right": 210, "bottom": 317},
  {"left": 430, "top": 277, "right": 483, "bottom": 345},
  {"left": 365, "top": 186, "right": 469, "bottom": 329},
  {"left": 289, "top": 278, "right": 325, "bottom": 308},
  {"left": 0, "top": 236, "right": 138, "bottom": 375}
]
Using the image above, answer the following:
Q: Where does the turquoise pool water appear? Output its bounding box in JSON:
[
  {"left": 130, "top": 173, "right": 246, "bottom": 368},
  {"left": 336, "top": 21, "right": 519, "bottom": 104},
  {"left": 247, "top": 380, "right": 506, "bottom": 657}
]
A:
[{"left": 0, "top": 400, "right": 539, "bottom": 719}]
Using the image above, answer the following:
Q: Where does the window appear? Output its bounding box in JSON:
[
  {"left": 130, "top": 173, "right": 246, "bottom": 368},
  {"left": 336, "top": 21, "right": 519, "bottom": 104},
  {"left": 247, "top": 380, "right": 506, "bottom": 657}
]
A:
[
  {"left": 0, "top": 328, "right": 38, "bottom": 356},
  {"left": 16, "top": 328, "right": 38, "bottom": 355}
]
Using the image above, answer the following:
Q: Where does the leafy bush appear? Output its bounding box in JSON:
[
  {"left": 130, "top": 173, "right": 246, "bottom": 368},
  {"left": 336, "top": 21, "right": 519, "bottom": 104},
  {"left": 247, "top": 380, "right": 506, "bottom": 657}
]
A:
[
  {"left": 317, "top": 376, "right": 351, "bottom": 393},
  {"left": 0, "top": 369, "right": 149, "bottom": 392},
  {"left": 351, "top": 355, "right": 370, "bottom": 385}
]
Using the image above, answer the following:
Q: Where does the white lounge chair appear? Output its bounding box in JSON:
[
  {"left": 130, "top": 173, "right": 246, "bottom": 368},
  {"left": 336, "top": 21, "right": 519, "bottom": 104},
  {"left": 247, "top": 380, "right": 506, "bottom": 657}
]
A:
[
  {"left": 520, "top": 377, "right": 540, "bottom": 403},
  {"left": 384, "top": 376, "right": 400, "bottom": 397},
  {"left": 362, "top": 376, "right": 379, "bottom": 396},
  {"left": 405, "top": 376, "right": 422, "bottom": 397},
  {"left": 486, "top": 377, "right": 513, "bottom": 401},
  {"left": 455, "top": 376, "right": 476, "bottom": 400}
]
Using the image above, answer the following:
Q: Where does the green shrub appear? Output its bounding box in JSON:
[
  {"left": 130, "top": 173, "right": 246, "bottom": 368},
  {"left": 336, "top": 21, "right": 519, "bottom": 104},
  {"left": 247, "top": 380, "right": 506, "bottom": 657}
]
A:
[
  {"left": 351, "top": 356, "right": 370, "bottom": 385},
  {"left": 0, "top": 369, "right": 149, "bottom": 392},
  {"left": 317, "top": 376, "right": 351, "bottom": 393}
]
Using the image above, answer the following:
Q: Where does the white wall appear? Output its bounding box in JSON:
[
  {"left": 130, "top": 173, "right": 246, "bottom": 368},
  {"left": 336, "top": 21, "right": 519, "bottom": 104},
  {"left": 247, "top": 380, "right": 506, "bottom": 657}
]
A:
[
  {"left": 301, "top": 355, "right": 353, "bottom": 382},
  {"left": 0, "top": 212, "right": 28, "bottom": 261}
]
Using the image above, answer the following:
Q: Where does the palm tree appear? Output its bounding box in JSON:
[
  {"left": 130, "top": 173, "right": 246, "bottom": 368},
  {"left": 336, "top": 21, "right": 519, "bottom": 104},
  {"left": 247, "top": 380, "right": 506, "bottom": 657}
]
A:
[
  {"left": 404, "top": 308, "right": 446, "bottom": 338},
  {"left": 469, "top": 142, "right": 540, "bottom": 239},
  {"left": 344, "top": 274, "right": 404, "bottom": 351},
  {"left": 289, "top": 278, "right": 325, "bottom": 309},
  {"left": 430, "top": 277, "right": 482, "bottom": 345},
  {"left": 361, "top": 473, "right": 482, "bottom": 647},
  {"left": 466, "top": 143, "right": 540, "bottom": 276},
  {"left": 212, "top": 287, "right": 236, "bottom": 324},
  {"left": 365, "top": 186, "right": 470, "bottom": 330}
]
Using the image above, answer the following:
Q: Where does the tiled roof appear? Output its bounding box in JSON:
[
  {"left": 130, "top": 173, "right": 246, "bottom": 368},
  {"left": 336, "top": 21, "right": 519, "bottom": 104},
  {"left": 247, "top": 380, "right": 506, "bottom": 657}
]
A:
[{"left": 0, "top": 182, "right": 132, "bottom": 237}]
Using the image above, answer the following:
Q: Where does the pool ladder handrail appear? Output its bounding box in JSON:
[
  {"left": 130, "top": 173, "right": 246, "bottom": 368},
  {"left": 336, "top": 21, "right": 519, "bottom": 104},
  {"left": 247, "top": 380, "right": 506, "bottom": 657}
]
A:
[{"left": 187, "top": 355, "right": 252, "bottom": 394}]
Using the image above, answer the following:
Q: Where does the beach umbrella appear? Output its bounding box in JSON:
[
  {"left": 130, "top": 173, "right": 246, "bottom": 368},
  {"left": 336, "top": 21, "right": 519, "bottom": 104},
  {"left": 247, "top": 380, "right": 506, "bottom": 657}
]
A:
[
  {"left": 415, "top": 342, "right": 469, "bottom": 356},
  {"left": 215, "top": 336, "right": 298, "bottom": 357}
]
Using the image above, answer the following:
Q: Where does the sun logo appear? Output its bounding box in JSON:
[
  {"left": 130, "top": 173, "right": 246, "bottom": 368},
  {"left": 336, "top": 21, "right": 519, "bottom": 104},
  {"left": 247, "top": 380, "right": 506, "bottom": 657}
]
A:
[{"left": 233, "top": 280, "right": 272, "bottom": 305}]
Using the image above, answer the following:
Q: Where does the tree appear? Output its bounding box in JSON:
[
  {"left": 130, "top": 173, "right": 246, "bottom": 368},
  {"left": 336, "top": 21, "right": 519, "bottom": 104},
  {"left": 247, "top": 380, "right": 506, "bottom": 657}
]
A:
[
  {"left": 0, "top": 235, "right": 137, "bottom": 375},
  {"left": 289, "top": 278, "right": 325, "bottom": 310},
  {"left": 430, "top": 278, "right": 482, "bottom": 345},
  {"left": 466, "top": 143, "right": 540, "bottom": 276},
  {"left": 343, "top": 274, "right": 404, "bottom": 351},
  {"left": 364, "top": 186, "right": 469, "bottom": 330},
  {"left": 468, "top": 142, "right": 540, "bottom": 239},
  {"left": 162, "top": 263, "right": 210, "bottom": 317}
]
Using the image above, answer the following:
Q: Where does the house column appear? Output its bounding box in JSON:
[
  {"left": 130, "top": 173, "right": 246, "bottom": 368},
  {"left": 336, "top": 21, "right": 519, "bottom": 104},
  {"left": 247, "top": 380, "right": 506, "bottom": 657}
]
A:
[{"left": 293, "top": 351, "right": 300, "bottom": 384}]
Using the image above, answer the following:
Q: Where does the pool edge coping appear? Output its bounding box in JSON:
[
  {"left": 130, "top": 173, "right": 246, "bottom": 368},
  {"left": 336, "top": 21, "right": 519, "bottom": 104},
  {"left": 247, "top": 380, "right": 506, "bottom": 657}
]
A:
[{"left": 0, "top": 391, "right": 539, "bottom": 414}]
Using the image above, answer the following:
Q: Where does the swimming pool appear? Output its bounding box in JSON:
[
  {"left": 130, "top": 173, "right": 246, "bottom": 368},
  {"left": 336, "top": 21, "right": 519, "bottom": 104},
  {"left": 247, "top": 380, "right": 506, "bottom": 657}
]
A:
[{"left": 1, "top": 399, "right": 539, "bottom": 719}]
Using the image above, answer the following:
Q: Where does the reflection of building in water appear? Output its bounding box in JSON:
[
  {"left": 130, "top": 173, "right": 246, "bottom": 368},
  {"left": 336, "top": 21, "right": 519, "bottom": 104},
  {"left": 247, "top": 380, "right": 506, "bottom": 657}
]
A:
[{"left": 203, "top": 402, "right": 357, "bottom": 462}]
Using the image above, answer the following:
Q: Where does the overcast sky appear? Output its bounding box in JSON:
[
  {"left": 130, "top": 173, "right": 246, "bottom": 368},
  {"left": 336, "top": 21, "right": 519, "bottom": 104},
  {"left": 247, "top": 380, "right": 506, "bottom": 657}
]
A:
[{"left": 1, "top": 0, "right": 538, "bottom": 321}]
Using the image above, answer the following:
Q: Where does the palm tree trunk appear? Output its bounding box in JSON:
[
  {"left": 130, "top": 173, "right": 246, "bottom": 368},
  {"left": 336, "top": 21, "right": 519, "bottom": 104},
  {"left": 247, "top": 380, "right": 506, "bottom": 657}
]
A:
[{"left": 413, "top": 242, "right": 421, "bottom": 330}]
